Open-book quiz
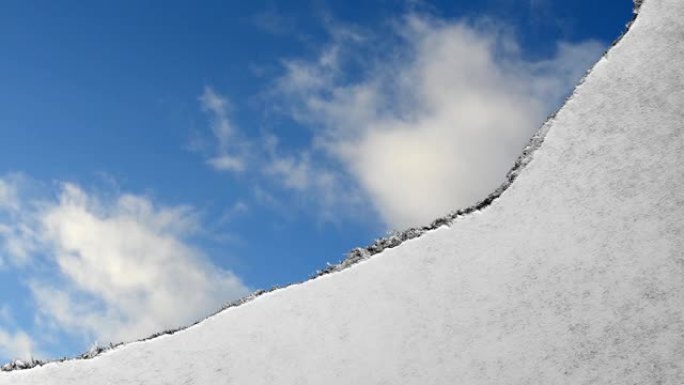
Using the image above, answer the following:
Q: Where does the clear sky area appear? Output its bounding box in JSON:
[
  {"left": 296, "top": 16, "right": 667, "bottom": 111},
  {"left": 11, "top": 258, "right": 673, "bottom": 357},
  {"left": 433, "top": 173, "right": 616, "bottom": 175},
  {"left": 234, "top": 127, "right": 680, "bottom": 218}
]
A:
[{"left": 0, "top": 0, "right": 632, "bottom": 361}]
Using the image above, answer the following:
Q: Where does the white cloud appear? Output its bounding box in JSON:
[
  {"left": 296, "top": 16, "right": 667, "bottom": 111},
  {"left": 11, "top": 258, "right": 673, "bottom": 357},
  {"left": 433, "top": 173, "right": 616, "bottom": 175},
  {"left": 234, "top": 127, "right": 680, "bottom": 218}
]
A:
[
  {"left": 29, "top": 183, "right": 250, "bottom": 343},
  {"left": 0, "top": 222, "right": 39, "bottom": 267},
  {"left": 0, "top": 175, "right": 40, "bottom": 267},
  {"left": 0, "top": 305, "right": 10, "bottom": 324},
  {"left": 0, "top": 176, "right": 250, "bottom": 354},
  {"left": 218, "top": 201, "right": 249, "bottom": 226},
  {"left": 261, "top": 135, "right": 362, "bottom": 222},
  {"left": 198, "top": 86, "right": 248, "bottom": 173},
  {"left": 0, "top": 328, "right": 35, "bottom": 361},
  {"left": 207, "top": 154, "right": 245, "bottom": 173},
  {"left": 0, "top": 306, "right": 37, "bottom": 361},
  {"left": 193, "top": 14, "right": 603, "bottom": 228},
  {"left": 0, "top": 179, "right": 18, "bottom": 211},
  {"left": 264, "top": 152, "right": 314, "bottom": 191},
  {"left": 269, "top": 14, "right": 604, "bottom": 228},
  {"left": 251, "top": 7, "right": 296, "bottom": 35}
]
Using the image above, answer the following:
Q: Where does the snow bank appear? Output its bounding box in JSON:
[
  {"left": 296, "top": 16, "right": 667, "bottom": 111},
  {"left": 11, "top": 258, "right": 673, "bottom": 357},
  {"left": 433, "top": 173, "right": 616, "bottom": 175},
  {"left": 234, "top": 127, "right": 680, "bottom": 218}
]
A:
[{"left": 3, "top": 0, "right": 684, "bottom": 383}]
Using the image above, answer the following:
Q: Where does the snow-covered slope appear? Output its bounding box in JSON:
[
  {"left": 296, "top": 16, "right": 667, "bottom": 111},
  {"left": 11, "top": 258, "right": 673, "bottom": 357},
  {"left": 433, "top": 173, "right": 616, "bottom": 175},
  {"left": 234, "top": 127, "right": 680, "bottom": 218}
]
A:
[{"left": 4, "top": 0, "right": 684, "bottom": 383}]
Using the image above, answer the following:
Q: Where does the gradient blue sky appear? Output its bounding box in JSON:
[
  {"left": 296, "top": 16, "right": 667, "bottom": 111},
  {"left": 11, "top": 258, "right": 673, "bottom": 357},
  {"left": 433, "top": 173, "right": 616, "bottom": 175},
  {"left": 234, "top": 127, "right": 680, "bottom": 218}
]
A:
[{"left": 0, "top": 0, "right": 631, "bottom": 361}]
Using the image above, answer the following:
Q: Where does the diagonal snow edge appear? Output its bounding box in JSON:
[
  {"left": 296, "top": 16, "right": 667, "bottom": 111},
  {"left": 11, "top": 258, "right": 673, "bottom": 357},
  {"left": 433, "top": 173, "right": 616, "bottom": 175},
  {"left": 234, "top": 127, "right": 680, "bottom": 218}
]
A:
[{"left": 0, "top": 0, "right": 646, "bottom": 373}]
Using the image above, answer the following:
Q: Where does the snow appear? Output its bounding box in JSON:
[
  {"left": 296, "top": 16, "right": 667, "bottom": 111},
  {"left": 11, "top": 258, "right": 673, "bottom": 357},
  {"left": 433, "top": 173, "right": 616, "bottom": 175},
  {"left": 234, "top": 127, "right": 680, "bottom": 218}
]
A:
[{"left": 3, "top": 0, "right": 684, "bottom": 383}]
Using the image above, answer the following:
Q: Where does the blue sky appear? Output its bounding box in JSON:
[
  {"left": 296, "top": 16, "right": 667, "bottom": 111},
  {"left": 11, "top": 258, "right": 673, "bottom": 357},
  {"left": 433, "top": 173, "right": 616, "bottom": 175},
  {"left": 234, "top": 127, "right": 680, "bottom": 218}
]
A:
[{"left": 0, "top": 0, "right": 631, "bottom": 361}]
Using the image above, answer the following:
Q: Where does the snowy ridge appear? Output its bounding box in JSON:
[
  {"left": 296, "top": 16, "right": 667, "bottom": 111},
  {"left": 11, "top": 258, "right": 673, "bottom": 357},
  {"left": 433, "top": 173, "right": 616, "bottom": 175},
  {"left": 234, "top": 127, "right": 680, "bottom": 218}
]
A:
[
  {"left": 0, "top": 57, "right": 581, "bottom": 372},
  {"left": 0, "top": 0, "right": 647, "bottom": 374},
  {"left": 5, "top": 0, "right": 684, "bottom": 383}
]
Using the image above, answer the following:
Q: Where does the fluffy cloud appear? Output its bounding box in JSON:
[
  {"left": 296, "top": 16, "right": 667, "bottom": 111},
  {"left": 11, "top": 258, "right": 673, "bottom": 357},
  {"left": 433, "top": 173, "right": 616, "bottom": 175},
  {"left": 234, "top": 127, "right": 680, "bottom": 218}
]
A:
[
  {"left": 267, "top": 14, "right": 604, "bottom": 228},
  {"left": 0, "top": 176, "right": 250, "bottom": 356},
  {"left": 194, "top": 15, "right": 603, "bottom": 228},
  {"left": 0, "top": 328, "right": 35, "bottom": 361},
  {"left": 34, "top": 184, "right": 249, "bottom": 343}
]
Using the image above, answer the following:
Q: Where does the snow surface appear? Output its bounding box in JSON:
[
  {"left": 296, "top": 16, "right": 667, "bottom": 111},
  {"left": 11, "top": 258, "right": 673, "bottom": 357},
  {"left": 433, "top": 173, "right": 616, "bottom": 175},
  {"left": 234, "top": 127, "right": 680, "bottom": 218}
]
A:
[{"left": 3, "top": 0, "right": 684, "bottom": 383}]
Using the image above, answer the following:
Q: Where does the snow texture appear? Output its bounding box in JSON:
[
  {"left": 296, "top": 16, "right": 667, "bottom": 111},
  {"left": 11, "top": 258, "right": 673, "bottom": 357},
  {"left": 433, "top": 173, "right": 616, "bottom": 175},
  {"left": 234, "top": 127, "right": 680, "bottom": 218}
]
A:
[{"left": 3, "top": 0, "right": 684, "bottom": 383}]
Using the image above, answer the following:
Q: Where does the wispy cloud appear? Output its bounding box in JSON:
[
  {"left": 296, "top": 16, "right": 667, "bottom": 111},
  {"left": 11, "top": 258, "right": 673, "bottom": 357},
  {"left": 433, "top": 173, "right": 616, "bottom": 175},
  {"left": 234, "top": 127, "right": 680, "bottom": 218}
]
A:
[
  {"left": 251, "top": 6, "right": 297, "bottom": 36},
  {"left": 195, "top": 13, "right": 603, "bottom": 229},
  {"left": 207, "top": 155, "right": 246, "bottom": 173},
  {"left": 0, "top": 175, "right": 250, "bottom": 358},
  {"left": 0, "top": 305, "right": 37, "bottom": 361},
  {"left": 194, "top": 86, "right": 365, "bottom": 223},
  {"left": 0, "top": 179, "right": 19, "bottom": 211},
  {"left": 0, "top": 327, "right": 35, "bottom": 361},
  {"left": 260, "top": 134, "right": 360, "bottom": 222},
  {"left": 198, "top": 86, "right": 248, "bottom": 173},
  {"left": 0, "top": 174, "right": 40, "bottom": 267}
]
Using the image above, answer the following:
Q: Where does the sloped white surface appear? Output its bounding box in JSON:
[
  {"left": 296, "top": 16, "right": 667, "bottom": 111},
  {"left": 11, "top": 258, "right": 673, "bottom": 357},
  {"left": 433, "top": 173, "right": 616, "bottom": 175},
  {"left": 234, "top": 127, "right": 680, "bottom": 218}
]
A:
[{"left": 4, "top": 0, "right": 684, "bottom": 383}]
